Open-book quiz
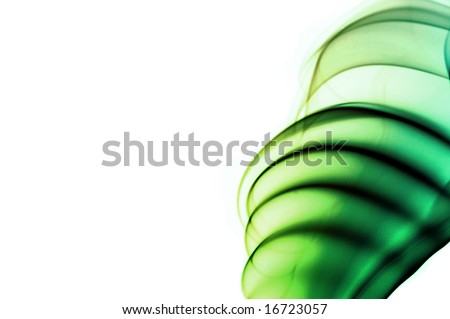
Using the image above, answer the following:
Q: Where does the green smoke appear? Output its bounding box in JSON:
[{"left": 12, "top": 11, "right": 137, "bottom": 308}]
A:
[{"left": 238, "top": 0, "right": 450, "bottom": 298}]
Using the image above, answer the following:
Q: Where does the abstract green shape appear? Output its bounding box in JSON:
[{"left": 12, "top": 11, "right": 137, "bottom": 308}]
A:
[{"left": 238, "top": 0, "right": 450, "bottom": 298}]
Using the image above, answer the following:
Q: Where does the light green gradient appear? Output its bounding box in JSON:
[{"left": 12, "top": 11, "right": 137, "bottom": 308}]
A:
[{"left": 238, "top": 0, "right": 450, "bottom": 298}]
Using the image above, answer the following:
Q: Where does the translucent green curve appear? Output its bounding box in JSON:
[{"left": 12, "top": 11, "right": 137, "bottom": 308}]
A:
[{"left": 238, "top": 0, "right": 450, "bottom": 299}]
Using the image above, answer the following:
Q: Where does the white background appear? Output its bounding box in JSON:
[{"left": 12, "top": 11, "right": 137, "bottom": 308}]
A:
[{"left": 1, "top": 0, "right": 449, "bottom": 318}]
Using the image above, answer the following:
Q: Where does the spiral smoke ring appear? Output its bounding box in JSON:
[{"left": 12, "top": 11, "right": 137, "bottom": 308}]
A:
[{"left": 238, "top": 0, "right": 450, "bottom": 298}]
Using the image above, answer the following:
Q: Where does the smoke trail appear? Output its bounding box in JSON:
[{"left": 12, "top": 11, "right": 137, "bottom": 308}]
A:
[{"left": 238, "top": 0, "right": 450, "bottom": 298}]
